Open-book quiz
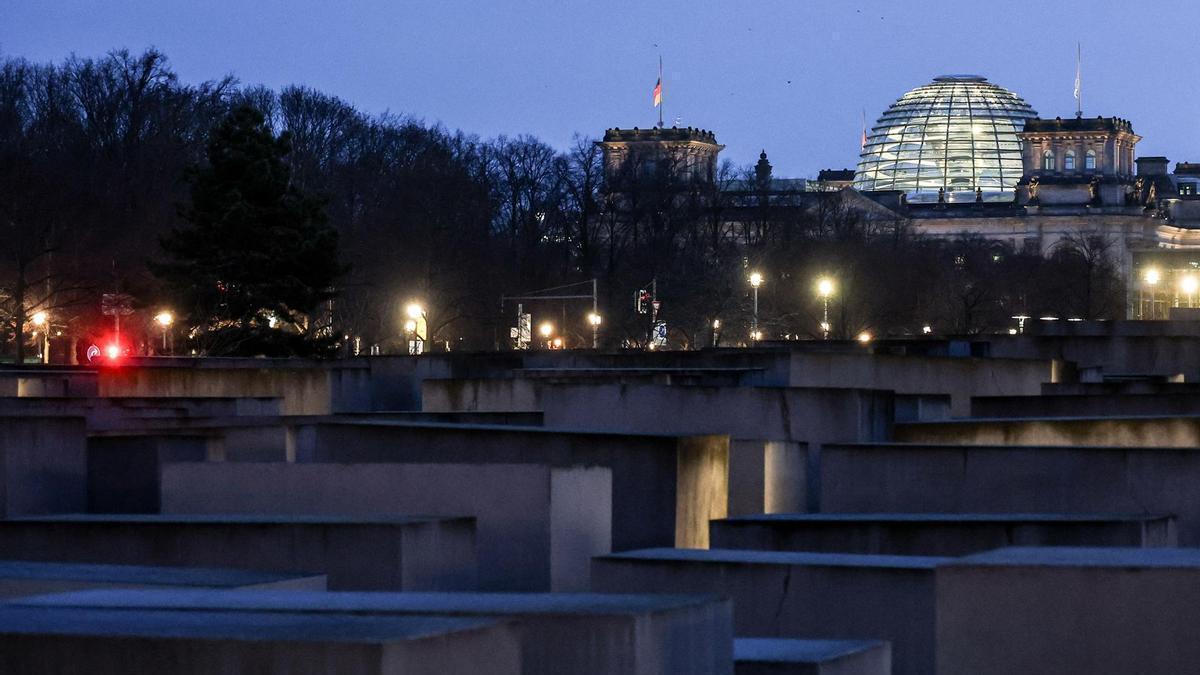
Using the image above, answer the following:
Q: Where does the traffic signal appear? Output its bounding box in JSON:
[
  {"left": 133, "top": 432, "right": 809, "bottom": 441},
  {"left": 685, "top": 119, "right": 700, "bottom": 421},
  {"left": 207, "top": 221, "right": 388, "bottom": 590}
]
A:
[{"left": 635, "top": 289, "right": 651, "bottom": 314}]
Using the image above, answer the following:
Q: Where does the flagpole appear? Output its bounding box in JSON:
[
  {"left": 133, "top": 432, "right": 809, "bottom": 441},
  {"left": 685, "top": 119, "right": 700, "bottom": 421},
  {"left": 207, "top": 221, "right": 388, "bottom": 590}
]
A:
[
  {"left": 658, "top": 56, "right": 664, "bottom": 129},
  {"left": 1080, "top": 42, "right": 1089, "bottom": 118}
]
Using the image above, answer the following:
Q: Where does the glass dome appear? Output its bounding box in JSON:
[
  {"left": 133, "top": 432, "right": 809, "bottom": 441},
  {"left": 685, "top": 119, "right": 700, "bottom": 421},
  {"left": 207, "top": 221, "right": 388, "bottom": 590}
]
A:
[{"left": 854, "top": 75, "right": 1037, "bottom": 202}]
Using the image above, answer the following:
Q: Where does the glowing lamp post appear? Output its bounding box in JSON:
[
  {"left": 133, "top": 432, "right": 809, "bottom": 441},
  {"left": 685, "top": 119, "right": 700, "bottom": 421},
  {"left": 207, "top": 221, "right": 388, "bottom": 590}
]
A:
[
  {"left": 1142, "top": 267, "right": 1160, "bottom": 319},
  {"left": 587, "top": 312, "right": 602, "bottom": 349},
  {"left": 154, "top": 311, "right": 173, "bottom": 353},
  {"left": 31, "top": 311, "right": 47, "bottom": 364},
  {"left": 405, "top": 302, "right": 426, "bottom": 354},
  {"left": 817, "top": 277, "right": 835, "bottom": 340},
  {"left": 1181, "top": 275, "right": 1199, "bottom": 309},
  {"left": 539, "top": 322, "right": 555, "bottom": 349},
  {"left": 749, "top": 272, "right": 763, "bottom": 344}
]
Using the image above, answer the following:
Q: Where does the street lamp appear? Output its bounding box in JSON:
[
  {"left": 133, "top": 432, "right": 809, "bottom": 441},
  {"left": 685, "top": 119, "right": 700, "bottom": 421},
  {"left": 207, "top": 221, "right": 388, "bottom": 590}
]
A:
[
  {"left": 31, "top": 311, "right": 47, "bottom": 364},
  {"left": 749, "top": 272, "right": 763, "bottom": 344},
  {"left": 816, "top": 277, "right": 835, "bottom": 340},
  {"left": 539, "top": 322, "right": 554, "bottom": 349},
  {"left": 1142, "top": 267, "right": 1161, "bottom": 319},
  {"left": 154, "top": 311, "right": 173, "bottom": 353},
  {"left": 857, "top": 331, "right": 873, "bottom": 344},
  {"left": 711, "top": 319, "right": 721, "bottom": 348},
  {"left": 404, "top": 302, "right": 426, "bottom": 354},
  {"left": 1181, "top": 275, "right": 1199, "bottom": 309},
  {"left": 587, "top": 312, "right": 602, "bottom": 349}
]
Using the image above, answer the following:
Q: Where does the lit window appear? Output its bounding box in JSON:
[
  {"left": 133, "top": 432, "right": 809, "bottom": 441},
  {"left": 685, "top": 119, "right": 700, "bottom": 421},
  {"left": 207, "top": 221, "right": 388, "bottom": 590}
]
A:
[
  {"left": 1182, "top": 183, "right": 1197, "bottom": 197},
  {"left": 1085, "top": 150, "right": 1096, "bottom": 170},
  {"left": 1064, "top": 151, "right": 1076, "bottom": 171},
  {"left": 1042, "top": 150, "right": 1055, "bottom": 171}
]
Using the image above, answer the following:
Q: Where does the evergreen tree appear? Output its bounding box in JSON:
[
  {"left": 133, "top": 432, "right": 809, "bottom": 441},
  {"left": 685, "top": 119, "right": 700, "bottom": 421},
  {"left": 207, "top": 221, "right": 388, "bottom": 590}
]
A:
[{"left": 156, "top": 105, "right": 344, "bottom": 356}]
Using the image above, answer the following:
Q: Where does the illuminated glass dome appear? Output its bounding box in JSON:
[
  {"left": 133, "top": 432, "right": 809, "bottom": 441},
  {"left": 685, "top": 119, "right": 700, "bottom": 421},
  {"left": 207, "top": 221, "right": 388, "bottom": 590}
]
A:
[{"left": 854, "top": 75, "right": 1037, "bottom": 202}]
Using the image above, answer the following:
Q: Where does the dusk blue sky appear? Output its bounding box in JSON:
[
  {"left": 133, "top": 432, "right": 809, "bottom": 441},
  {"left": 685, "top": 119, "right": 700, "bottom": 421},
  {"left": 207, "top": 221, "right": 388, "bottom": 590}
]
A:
[{"left": 3, "top": 0, "right": 1197, "bottom": 177}]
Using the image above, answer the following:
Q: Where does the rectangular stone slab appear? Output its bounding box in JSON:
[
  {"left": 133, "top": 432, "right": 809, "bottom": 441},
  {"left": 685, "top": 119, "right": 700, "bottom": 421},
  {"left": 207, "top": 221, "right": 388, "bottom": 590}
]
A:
[
  {"left": 0, "top": 514, "right": 476, "bottom": 591},
  {"left": 289, "top": 420, "right": 728, "bottom": 549},
  {"left": 734, "top": 638, "right": 891, "bottom": 675},
  {"left": 821, "top": 442, "right": 1200, "bottom": 545},
  {"left": 936, "top": 547, "right": 1200, "bottom": 674},
  {"left": 592, "top": 548, "right": 947, "bottom": 675},
  {"left": 11, "top": 589, "right": 734, "bottom": 675},
  {"left": 161, "top": 461, "right": 611, "bottom": 592},
  {"left": 711, "top": 512, "right": 1176, "bottom": 556},
  {"left": 0, "top": 606, "right": 520, "bottom": 675},
  {"left": 0, "top": 559, "right": 325, "bottom": 599}
]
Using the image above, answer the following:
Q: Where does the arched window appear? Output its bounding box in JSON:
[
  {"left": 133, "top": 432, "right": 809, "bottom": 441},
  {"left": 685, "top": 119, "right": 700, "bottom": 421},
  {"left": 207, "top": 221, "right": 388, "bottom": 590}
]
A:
[
  {"left": 1042, "top": 150, "right": 1055, "bottom": 171},
  {"left": 1064, "top": 151, "right": 1076, "bottom": 171},
  {"left": 1085, "top": 150, "right": 1097, "bottom": 170}
]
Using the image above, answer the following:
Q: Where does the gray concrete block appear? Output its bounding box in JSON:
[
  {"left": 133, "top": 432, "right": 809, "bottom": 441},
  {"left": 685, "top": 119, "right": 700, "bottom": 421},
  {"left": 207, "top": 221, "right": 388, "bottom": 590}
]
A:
[
  {"left": 821, "top": 443, "right": 1200, "bottom": 545},
  {"left": 0, "top": 514, "right": 476, "bottom": 591},
  {"left": 162, "top": 461, "right": 611, "bottom": 591},
  {"left": 12, "top": 589, "right": 735, "bottom": 675},
  {"left": 290, "top": 421, "right": 728, "bottom": 550},
  {"left": 0, "top": 559, "right": 325, "bottom": 599},
  {"left": 592, "top": 548, "right": 946, "bottom": 675},
  {"left": 735, "top": 638, "right": 891, "bottom": 675},
  {"left": 0, "top": 606, "right": 520, "bottom": 675},
  {"left": 0, "top": 416, "right": 86, "bottom": 517},
  {"left": 710, "top": 513, "right": 1176, "bottom": 556},
  {"left": 895, "top": 415, "right": 1200, "bottom": 447},
  {"left": 936, "top": 547, "right": 1200, "bottom": 675}
]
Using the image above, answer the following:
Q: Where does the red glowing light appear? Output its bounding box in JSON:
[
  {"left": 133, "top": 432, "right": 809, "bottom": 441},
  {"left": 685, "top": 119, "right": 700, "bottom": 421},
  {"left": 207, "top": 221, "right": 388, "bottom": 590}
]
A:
[{"left": 104, "top": 344, "right": 121, "bottom": 360}]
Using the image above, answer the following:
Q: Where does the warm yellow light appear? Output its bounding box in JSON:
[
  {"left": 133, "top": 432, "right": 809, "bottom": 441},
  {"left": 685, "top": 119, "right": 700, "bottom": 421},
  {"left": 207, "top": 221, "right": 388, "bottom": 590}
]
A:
[
  {"left": 31, "top": 311, "right": 47, "bottom": 326},
  {"left": 154, "top": 311, "right": 173, "bottom": 327},
  {"left": 712, "top": 319, "right": 721, "bottom": 329},
  {"left": 922, "top": 325, "right": 932, "bottom": 334},
  {"left": 587, "top": 312, "right": 602, "bottom": 326},
  {"left": 403, "top": 319, "right": 418, "bottom": 333},
  {"left": 749, "top": 272, "right": 763, "bottom": 288},
  {"left": 750, "top": 330, "right": 762, "bottom": 341},
  {"left": 1143, "top": 267, "right": 1161, "bottom": 286},
  {"left": 817, "top": 277, "right": 835, "bottom": 298},
  {"left": 1181, "top": 275, "right": 1199, "bottom": 295},
  {"left": 857, "top": 331, "right": 873, "bottom": 343},
  {"left": 539, "top": 322, "right": 554, "bottom": 338},
  {"left": 405, "top": 303, "right": 425, "bottom": 320},
  {"left": 552, "top": 337, "right": 563, "bottom": 348}
]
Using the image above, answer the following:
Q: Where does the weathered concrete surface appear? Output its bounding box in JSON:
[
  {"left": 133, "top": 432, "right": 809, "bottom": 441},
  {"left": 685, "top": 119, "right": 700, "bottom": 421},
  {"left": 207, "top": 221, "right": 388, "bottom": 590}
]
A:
[
  {"left": 592, "top": 548, "right": 946, "bottom": 675},
  {"left": 162, "top": 462, "right": 611, "bottom": 591},
  {"left": 99, "top": 359, "right": 371, "bottom": 414},
  {"left": 0, "top": 514, "right": 477, "bottom": 591},
  {"left": 13, "top": 589, "right": 735, "bottom": 675},
  {"left": 87, "top": 434, "right": 208, "bottom": 513},
  {"left": 0, "top": 367, "right": 98, "bottom": 398},
  {"left": 0, "top": 560, "right": 326, "bottom": 599},
  {"left": 734, "top": 638, "right": 892, "bottom": 675},
  {"left": 537, "top": 383, "right": 892, "bottom": 512},
  {"left": 895, "top": 415, "right": 1200, "bottom": 447},
  {"left": 291, "top": 421, "right": 728, "bottom": 550},
  {"left": 821, "top": 443, "right": 1200, "bottom": 545},
  {"left": 0, "top": 606, "right": 521, "bottom": 675},
  {"left": 710, "top": 513, "right": 1176, "bottom": 557},
  {"left": 0, "top": 395, "right": 280, "bottom": 430},
  {"left": 786, "top": 352, "right": 1057, "bottom": 416},
  {"left": 971, "top": 392, "right": 1200, "bottom": 418},
  {"left": 988, "top": 332, "right": 1200, "bottom": 382},
  {"left": 0, "top": 416, "right": 86, "bottom": 517},
  {"left": 936, "top": 547, "right": 1200, "bottom": 675},
  {"left": 727, "top": 439, "right": 807, "bottom": 515}
]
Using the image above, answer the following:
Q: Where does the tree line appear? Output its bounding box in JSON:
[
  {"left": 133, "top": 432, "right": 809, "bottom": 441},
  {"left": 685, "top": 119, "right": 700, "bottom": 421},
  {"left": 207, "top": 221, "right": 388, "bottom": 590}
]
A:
[{"left": 0, "top": 48, "right": 1123, "bottom": 359}]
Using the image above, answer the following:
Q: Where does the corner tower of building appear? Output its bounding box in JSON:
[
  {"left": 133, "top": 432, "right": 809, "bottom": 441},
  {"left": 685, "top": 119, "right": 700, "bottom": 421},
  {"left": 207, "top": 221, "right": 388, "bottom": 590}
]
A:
[{"left": 597, "top": 127, "right": 724, "bottom": 188}]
